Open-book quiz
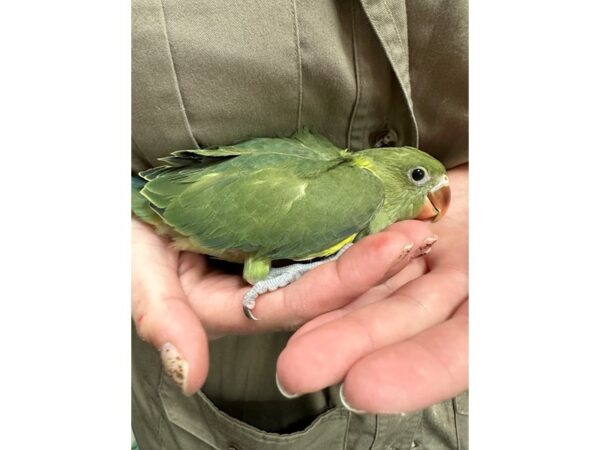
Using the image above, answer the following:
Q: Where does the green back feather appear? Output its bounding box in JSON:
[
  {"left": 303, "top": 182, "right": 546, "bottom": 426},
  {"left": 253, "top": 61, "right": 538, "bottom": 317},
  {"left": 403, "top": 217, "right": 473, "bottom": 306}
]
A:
[{"left": 135, "top": 130, "right": 385, "bottom": 260}]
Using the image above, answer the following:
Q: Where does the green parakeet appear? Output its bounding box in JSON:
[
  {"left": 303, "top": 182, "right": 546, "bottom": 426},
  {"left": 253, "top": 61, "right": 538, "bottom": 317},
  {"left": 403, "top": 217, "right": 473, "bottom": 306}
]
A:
[{"left": 132, "top": 129, "right": 450, "bottom": 318}]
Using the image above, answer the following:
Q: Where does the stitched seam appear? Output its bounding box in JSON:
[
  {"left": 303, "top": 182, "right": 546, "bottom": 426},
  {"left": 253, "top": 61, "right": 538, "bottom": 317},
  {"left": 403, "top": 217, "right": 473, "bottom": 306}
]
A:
[
  {"left": 158, "top": 0, "right": 199, "bottom": 149},
  {"left": 211, "top": 410, "right": 346, "bottom": 442},
  {"left": 347, "top": 0, "right": 361, "bottom": 149},
  {"left": 342, "top": 409, "right": 351, "bottom": 450},
  {"left": 291, "top": 0, "right": 303, "bottom": 130},
  {"left": 368, "top": 414, "right": 380, "bottom": 450},
  {"left": 157, "top": 367, "right": 166, "bottom": 449},
  {"left": 453, "top": 398, "right": 464, "bottom": 450},
  {"left": 381, "top": 0, "right": 412, "bottom": 101},
  {"left": 381, "top": 0, "right": 406, "bottom": 56},
  {"left": 454, "top": 405, "right": 461, "bottom": 450}
]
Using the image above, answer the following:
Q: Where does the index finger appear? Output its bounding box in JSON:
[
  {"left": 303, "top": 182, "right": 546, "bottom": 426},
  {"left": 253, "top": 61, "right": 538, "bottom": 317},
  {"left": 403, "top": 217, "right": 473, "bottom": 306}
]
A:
[{"left": 250, "top": 220, "right": 435, "bottom": 329}]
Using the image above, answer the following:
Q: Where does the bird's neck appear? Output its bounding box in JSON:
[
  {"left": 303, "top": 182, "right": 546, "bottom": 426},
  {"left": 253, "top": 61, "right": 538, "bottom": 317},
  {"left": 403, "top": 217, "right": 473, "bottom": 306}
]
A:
[{"left": 351, "top": 150, "right": 422, "bottom": 232}]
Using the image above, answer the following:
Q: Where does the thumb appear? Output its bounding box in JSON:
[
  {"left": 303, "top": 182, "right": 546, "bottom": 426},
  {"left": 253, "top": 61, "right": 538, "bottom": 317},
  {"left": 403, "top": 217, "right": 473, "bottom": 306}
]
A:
[{"left": 132, "top": 220, "right": 209, "bottom": 395}]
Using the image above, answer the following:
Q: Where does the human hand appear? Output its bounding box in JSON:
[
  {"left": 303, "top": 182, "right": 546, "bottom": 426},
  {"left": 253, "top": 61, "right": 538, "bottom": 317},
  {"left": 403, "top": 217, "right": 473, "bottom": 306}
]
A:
[
  {"left": 275, "top": 165, "right": 468, "bottom": 413},
  {"left": 132, "top": 209, "right": 438, "bottom": 395}
]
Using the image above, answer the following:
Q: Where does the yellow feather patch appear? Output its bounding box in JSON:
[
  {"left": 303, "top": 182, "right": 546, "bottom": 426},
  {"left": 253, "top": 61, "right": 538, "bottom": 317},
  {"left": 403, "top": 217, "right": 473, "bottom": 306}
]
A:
[
  {"left": 298, "top": 233, "right": 358, "bottom": 260},
  {"left": 350, "top": 155, "right": 375, "bottom": 173}
]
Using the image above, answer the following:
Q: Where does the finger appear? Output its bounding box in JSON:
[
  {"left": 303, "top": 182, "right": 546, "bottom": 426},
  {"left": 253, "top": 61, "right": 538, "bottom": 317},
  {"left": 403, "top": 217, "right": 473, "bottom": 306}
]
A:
[
  {"left": 177, "top": 251, "right": 221, "bottom": 286},
  {"left": 253, "top": 220, "right": 435, "bottom": 328},
  {"left": 178, "top": 255, "right": 262, "bottom": 337},
  {"left": 287, "top": 257, "right": 428, "bottom": 343},
  {"left": 132, "top": 220, "right": 210, "bottom": 394},
  {"left": 276, "top": 264, "right": 467, "bottom": 395},
  {"left": 341, "top": 301, "right": 468, "bottom": 414}
]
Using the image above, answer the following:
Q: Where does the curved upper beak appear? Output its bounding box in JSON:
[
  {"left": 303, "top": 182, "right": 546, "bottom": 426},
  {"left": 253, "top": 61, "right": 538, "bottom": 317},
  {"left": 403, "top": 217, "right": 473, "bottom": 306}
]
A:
[{"left": 416, "top": 175, "right": 451, "bottom": 222}]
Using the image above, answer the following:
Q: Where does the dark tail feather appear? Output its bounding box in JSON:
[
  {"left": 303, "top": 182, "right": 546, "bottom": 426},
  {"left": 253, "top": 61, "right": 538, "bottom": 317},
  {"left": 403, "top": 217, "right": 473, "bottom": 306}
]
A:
[
  {"left": 131, "top": 175, "right": 162, "bottom": 226},
  {"left": 131, "top": 175, "right": 146, "bottom": 192}
]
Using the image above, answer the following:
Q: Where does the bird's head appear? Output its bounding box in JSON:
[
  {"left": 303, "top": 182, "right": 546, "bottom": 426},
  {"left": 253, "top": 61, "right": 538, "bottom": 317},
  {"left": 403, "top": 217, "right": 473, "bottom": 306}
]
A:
[{"left": 363, "top": 147, "right": 451, "bottom": 222}]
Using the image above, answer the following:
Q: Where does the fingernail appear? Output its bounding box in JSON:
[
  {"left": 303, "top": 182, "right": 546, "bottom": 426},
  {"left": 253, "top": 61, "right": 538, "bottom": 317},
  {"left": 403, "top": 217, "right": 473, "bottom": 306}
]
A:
[
  {"left": 161, "top": 343, "right": 189, "bottom": 395},
  {"left": 339, "top": 384, "right": 367, "bottom": 414},
  {"left": 400, "top": 243, "right": 414, "bottom": 259},
  {"left": 275, "top": 373, "right": 300, "bottom": 399},
  {"left": 415, "top": 235, "right": 438, "bottom": 257}
]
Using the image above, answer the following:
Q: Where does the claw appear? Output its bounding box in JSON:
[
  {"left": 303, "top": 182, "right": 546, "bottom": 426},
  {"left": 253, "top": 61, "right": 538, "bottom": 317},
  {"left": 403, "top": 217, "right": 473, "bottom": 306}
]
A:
[
  {"left": 243, "top": 304, "right": 260, "bottom": 321},
  {"left": 242, "top": 291, "right": 260, "bottom": 321}
]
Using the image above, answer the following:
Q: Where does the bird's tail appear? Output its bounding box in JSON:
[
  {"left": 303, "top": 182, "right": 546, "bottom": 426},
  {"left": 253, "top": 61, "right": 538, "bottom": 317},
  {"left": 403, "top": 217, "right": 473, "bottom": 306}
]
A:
[{"left": 131, "top": 175, "right": 163, "bottom": 226}]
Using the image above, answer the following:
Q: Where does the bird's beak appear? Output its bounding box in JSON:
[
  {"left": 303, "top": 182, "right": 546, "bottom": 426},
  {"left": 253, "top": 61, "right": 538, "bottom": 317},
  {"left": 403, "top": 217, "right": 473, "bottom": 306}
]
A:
[{"left": 416, "top": 175, "right": 451, "bottom": 222}]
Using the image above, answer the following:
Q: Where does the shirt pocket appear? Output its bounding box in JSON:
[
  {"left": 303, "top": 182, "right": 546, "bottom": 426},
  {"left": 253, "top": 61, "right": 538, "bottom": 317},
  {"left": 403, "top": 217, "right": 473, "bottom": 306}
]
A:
[{"left": 159, "top": 372, "right": 351, "bottom": 450}]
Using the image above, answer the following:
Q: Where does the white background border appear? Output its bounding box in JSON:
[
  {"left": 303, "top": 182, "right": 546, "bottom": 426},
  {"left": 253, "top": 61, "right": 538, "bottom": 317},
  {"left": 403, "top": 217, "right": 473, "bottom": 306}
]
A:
[{"left": 1, "top": 1, "right": 599, "bottom": 448}]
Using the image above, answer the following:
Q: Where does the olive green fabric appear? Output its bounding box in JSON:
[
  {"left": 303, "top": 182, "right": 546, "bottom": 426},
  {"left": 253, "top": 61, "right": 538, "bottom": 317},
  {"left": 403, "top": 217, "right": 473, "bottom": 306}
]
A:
[
  {"left": 132, "top": 0, "right": 468, "bottom": 449},
  {"left": 134, "top": 328, "right": 469, "bottom": 449},
  {"left": 405, "top": 0, "right": 469, "bottom": 169}
]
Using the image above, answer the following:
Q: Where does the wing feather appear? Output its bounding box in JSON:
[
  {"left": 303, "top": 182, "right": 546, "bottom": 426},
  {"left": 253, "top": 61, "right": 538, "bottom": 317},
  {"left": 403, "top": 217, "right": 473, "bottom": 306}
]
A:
[
  {"left": 137, "top": 130, "right": 384, "bottom": 261},
  {"left": 163, "top": 157, "right": 383, "bottom": 260}
]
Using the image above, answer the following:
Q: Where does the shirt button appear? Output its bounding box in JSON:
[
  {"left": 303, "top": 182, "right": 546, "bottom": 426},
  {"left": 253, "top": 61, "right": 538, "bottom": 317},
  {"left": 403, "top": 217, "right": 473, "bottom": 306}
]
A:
[{"left": 369, "top": 128, "right": 399, "bottom": 148}]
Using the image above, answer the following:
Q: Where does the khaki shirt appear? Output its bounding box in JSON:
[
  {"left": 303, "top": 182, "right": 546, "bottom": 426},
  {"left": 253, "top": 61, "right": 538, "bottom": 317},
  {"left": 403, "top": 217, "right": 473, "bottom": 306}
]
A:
[{"left": 132, "top": 0, "right": 468, "bottom": 448}]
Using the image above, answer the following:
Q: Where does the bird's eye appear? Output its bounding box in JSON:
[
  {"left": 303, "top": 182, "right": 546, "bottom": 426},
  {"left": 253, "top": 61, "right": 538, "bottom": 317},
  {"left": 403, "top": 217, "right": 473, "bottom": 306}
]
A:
[{"left": 409, "top": 167, "right": 429, "bottom": 185}]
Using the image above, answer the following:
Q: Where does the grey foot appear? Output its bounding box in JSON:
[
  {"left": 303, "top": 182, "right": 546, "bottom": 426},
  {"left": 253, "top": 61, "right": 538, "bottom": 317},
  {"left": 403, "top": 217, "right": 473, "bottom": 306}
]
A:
[{"left": 242, "top": 243, "right": 353, "bottom": 320}]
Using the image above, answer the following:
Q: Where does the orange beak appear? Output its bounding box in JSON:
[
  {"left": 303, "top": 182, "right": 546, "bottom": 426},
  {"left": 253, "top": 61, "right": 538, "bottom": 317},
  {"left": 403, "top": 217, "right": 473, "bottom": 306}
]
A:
[{"left": 416, "top": 175, "right": 451, "bottom": 223}]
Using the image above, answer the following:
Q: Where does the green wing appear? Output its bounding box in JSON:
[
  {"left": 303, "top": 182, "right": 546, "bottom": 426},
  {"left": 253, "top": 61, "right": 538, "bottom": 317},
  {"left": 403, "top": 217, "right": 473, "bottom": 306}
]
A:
[{"left": 138, "top": 131, "right": 385, "bottom": 260}]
